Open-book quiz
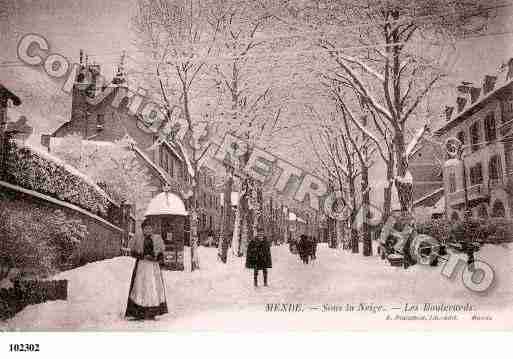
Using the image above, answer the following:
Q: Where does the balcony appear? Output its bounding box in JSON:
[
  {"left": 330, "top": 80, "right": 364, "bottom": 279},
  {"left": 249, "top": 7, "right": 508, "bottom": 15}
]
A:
[
  {"left": 447, "top": 190, "right": 466, "bottom": 206},
  {"left": 468, "top": 183, "right": 489, "bottom": 200},
  {"left": 447, "top": 183, "right": 489, "bottom": 207}
]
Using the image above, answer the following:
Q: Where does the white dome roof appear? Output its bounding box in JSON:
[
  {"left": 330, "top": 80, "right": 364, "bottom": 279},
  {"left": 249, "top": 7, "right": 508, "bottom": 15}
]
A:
[
  {"left": 288, "top": 212, "right": 306, "bottom": 223},
  {"left": 144, "top": 192, "right": 188, "bottom": 216}
]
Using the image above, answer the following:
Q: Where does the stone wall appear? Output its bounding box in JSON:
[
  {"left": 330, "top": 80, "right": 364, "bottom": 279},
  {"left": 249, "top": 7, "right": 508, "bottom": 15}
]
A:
[{"left": 1, "top": 182, "right": 124, "bottom": 267}]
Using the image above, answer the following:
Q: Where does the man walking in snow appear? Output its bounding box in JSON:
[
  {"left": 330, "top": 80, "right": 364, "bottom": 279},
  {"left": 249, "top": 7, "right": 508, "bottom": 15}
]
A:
[
  {"left": 298, "top": 235, "right": 310, "bottom": 264},
  {"left": 245, "top": 229, "right": 272, "bottom": 287},
  {"left": 311, "top": 236, "right": 318, "bottom": 261}
]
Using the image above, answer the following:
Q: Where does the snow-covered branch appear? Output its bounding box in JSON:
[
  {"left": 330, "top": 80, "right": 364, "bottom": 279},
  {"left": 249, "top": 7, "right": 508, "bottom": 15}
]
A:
[
  {"left": 331, "top": 91, "right": 388, "bottom": 164},
  {"left": 337, "top": 53, "right": 385, "bottom": 83},
  {"left": 333, "top": 57, "right": 393, "bottom": 122}
]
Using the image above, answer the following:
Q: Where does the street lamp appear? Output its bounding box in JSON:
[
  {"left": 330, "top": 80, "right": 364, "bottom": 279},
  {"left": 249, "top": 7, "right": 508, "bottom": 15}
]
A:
[{"left": 445, "top": 137, "right": 472, "bottom": 220}]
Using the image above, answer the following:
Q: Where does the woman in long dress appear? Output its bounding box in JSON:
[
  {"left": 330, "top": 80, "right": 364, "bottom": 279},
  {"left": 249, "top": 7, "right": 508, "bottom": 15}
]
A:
[{"left": 125, "top": 219, "right": 168, "bottom": 320}]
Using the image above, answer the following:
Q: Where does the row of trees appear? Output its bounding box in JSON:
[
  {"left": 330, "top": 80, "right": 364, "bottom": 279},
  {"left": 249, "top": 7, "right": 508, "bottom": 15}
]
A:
[
  {"left": 301, "top": 0, "right": 493, "bottom": 255},
  {"left": 129, "top": 0, "right": 493, "bottom": 264}
]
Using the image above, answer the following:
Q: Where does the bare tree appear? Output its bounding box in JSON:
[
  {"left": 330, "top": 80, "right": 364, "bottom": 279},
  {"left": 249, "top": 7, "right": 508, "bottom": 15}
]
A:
[
  {"left": 309, "top": 105, "right": 368, "bottom": 253},
  {"left": 291, "top": 0, "right": 493, "bottom": 217},
  {"left": 133, "top": 0, "right": 225, "bottom": 270},
  {"left": 206, "top": 0, "right": 289, "bottom": 258}
]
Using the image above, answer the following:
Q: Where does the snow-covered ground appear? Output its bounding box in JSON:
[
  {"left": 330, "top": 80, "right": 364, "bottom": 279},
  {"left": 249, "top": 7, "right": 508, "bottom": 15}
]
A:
[{"left": 2, "top": 243, "right": 513, "bottom": 331}]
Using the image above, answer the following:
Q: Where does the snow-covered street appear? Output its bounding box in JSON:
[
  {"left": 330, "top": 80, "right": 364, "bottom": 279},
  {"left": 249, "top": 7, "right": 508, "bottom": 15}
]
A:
[{"left": 2, "top": 243, "right": 513, "bottom": 331}]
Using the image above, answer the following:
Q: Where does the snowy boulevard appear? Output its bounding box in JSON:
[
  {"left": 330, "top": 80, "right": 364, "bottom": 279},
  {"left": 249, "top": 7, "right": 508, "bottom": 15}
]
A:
[{"left": 2, "top": 244, "right": 512, "bottom": 331}]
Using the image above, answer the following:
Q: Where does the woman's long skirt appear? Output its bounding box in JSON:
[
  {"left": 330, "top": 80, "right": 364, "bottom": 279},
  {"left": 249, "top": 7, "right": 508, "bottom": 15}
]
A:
[{"left": 125, "top": 259, "right": 168, "bottom": 319}]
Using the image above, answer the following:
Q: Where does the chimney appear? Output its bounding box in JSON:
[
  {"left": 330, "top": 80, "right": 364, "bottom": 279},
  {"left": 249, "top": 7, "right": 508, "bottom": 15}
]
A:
[
  {"left": 445, "top": 106, "right": 454, "bottom": 121},
  {"left": 456, "top": 97, "right": 467, "bottom": 112},
  {"left": 483, "top": 75, "right": 497, "bottom": 94},
  {"left": 456, "top": 81, "right": 477, "bottom": 106},
  {"left": 470, "top": 87, "right": 481, "bottom": 103},
  {"left": 457, "top": 82, "right": 473, "bottom": 94},
  {"left": 507, "top": 58, "right": 513, "bottom": 80}
]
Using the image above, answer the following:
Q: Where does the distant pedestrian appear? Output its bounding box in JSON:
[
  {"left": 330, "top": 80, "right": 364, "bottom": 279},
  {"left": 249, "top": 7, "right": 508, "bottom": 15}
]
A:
[
  {"left": 125, "top": 219, "right": 168, "bottom": 320},
  {"left": 246, "top": 233, "right": 272, "bottom": 287},
  {"left": 311, "top": 236, "right": 318, "bottom": 261},
  {"left": 298, "top": 235, "right": 310, "bottom": 264}
]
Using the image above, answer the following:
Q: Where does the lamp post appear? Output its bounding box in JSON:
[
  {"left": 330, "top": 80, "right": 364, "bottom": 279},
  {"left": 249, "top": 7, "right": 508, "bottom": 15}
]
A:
[
  {"left": 460, "top": 150, "right": 472, "bottom": 220},
  {"left": 445, "top": 137, "right": 472, "bottom": 220}
]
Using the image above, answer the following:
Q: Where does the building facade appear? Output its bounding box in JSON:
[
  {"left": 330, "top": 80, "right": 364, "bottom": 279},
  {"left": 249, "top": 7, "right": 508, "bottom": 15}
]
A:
[
  {"left": 195, "top": 166, "right": 222, "bottom": 243},
  {"left": 409, "top": 139, "right": 445, "bottom": 221},
  {"left": 436, "top": 59, "right": 513, "bottom": 220},
  {"left": 41, "top": 53, "right": 222, "bottom": 239}
]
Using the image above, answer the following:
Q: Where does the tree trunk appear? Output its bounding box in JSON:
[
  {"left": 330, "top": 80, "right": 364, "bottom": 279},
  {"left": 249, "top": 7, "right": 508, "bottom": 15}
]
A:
[
  {"left": 219, "top": 172, "right": 233, "bottom": 263},
  {"left": 190, "top": 207, "right": 200, "bottom": 271},
  {"left": 394, "top": 134, "right": 413, "bottom": 214},
  {"left": 349, "top": 180, "right": 359, "bottom": 254},
  {"left": 238, "top": 180, "right": 249, "bottom": 256},
  {"left": 232, "top": 202, "right": 241, "bottom": 255},
  {"left": 269, "top": 196, "right": 274, "bottom": 244},
  {"left": 328, "top": 216, "right": 335, "bottom": 248},
  {"left": 361, "top": 165, "right": 372, "bottom": 256},
  {"left": 382, "top": 155, "right": 394, "bottom": 224}
]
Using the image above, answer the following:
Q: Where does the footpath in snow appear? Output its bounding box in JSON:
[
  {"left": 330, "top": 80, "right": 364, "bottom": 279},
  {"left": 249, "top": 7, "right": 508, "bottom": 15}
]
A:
[{"left": 2, "top": 243, "right": 512, "bottom": 331}]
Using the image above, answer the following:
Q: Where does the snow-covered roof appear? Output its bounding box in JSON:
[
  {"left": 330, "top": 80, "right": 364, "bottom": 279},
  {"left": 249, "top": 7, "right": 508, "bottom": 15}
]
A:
[
  {"left": 0, "top": 83, "right": 22, "bottom": 106},
  {"left": 436, "top": 67, "right": 513, "bottom": 135},
  {"left": 132, "top": 144, "right": 173, "bottom": 185},
  {"left": 144, "top": 191, "right": 188, "bottom": 216},
  {"left": 430, "top": 196, "right": 445, "bottom": 215},
  {"left": 412, "top": 187, "right": 444, "bottom": 207},
  {"left": 26, "top": 143, "right": 118, "bottom": 205}
]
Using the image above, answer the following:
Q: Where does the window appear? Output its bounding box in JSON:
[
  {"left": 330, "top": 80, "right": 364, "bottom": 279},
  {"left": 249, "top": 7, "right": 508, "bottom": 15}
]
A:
[
  {"left": 492, "top": 201, "right": 506, "bottom": 218},
  {"left": 489, "top": 155, "right": 502, "bottom": 185},
  {"left": 484, "top": 112, "right": 496, "bottom": 142},
  {"left": 478, "top": 204, "right": 488, "bottom": 219},
  {"left": 96, "top": 114, "right": 105, "bottom": 129},
  {"left": 457, "top": 130, "right": 466, "bottom": 145},
  {"left": 449, "top": 172, "right": 457, "bottom": 193},
  {"left": 450, "top": 211, "right": 460, "bottom": 222},
  {"left": 469, "top": 163, "right": 483, "bottom": 185},
  {"left": 470, "top": 121, "right": 480, "bottom": 152},
  {"left": 169, "top": 158, "right": 174, "bottom": 177}
]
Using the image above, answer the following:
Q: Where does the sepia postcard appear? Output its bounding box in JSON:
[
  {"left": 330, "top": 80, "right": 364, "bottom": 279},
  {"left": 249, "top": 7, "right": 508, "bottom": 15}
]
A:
[{"left": 1, "top": 0, "right": 513, "bottom": 338}]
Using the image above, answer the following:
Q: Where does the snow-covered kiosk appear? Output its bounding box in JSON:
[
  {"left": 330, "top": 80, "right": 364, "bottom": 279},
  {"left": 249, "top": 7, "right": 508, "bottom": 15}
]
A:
[{"left": 144, "top": 191, "right": 188, "bottom": 271}]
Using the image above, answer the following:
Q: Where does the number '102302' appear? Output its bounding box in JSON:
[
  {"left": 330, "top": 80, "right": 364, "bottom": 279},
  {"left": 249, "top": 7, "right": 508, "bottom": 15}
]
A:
[{"left": 9, "top": 344, "right": 40, "bottom": 352}]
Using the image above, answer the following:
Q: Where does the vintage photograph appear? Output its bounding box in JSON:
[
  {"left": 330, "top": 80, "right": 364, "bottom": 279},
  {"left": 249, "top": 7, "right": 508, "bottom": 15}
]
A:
[{"left": 1, "top": 0, "right": 513, "bottom": 332}]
